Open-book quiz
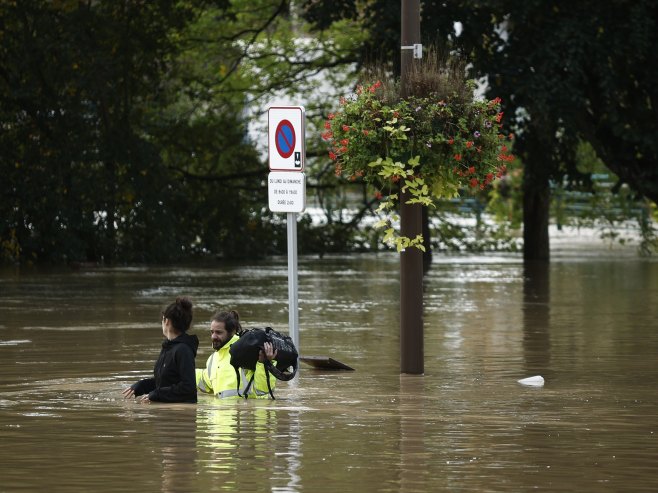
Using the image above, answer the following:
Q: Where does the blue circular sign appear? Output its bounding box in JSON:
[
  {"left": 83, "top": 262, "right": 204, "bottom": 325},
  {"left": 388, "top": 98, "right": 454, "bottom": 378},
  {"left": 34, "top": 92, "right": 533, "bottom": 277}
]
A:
[{"left": 275, "top": 119, "right": 295, "bottom": 159}]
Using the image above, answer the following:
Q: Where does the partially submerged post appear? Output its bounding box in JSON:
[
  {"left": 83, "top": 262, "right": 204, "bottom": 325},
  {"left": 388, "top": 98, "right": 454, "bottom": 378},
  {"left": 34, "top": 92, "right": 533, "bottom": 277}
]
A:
[{"left": 399, "top": 0, "right": 424, "bottom": 375}]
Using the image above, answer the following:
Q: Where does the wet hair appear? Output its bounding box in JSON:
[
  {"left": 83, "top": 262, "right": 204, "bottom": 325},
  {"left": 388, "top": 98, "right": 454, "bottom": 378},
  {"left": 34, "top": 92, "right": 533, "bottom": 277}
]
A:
[
  {"left": 162, "top": 297, "right": 193, "bottom": 333},
  {"left": 211, "top": 309, "right": 242, "bottom": 335}
]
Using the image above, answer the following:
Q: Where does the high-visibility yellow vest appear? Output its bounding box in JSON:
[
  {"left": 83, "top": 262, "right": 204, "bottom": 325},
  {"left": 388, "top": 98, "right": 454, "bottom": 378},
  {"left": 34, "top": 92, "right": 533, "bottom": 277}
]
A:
[{"left": 196, "top": 334, "right": 276, "bottom": 399}]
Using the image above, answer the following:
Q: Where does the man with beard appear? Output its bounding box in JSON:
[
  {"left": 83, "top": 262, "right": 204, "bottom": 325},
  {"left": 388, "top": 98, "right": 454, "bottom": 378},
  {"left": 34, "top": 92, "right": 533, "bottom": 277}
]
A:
[{"left": 196, "top": 310, "right": 277, "bottom": 399}]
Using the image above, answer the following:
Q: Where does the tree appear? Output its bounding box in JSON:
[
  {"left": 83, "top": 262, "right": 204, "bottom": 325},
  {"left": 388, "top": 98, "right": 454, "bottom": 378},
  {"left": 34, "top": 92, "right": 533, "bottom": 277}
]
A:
[
  {"left": 147, "top": 0, "right": 366, "bottom": 258},
  {"left": 0, "top": 0, "right": 364, "bottom": 263},
  {"left": 453, "top": 0, "right": 658, "bottom": 260},
  {"left": 302, "top": 0, "right": 658, "bottom": 261},
  {"left": 0, "top": 0, "right": 211, "bottom": 263}
]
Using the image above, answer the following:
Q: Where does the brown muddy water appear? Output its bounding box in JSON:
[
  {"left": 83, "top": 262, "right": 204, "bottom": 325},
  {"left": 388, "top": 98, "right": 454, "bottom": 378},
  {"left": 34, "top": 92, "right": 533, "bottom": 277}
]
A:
[{"left": 0, "top": 246, "right": 657, "bottom": 492}]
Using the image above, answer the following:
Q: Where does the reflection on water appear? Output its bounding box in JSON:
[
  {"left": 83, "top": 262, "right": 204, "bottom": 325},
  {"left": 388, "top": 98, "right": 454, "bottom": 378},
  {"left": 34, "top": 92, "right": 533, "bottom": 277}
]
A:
[
  {"left": 1, "top": 249, "right": 658, "bottom": 492},
  {"left": 523, "top": 261, "right": 551, "bottom": 376},
  {"left": 398, "top": 375, "right": 428, "bottom": 493}
]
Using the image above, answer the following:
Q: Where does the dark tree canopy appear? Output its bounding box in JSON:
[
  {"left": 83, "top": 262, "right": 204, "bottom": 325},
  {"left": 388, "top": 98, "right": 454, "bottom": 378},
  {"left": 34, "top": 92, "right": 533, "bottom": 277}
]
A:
[
  {"left": 0, "top": 1, "right": 284, "bottom": 264},
  {"left": 0, "top": 1, "right": 200, "bottom": 263},
  {"left": 2, "top": 0, "right": 656, "bottom": 264},
  {"left": 301, "top": 0, "right": 658, "bottom": 260}
]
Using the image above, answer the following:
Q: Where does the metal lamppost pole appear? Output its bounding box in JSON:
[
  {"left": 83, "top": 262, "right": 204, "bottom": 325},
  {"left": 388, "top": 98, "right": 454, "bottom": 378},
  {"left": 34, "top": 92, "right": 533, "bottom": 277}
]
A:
[{"left": 400, "top": 0, "right": 424, "bottom": 374}]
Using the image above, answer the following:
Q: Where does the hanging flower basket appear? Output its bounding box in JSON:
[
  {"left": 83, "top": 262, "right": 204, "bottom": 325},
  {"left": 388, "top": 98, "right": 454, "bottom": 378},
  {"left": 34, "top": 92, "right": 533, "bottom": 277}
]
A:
[{"left": 324, "top": 67, "right": 514, "bottom": 252}]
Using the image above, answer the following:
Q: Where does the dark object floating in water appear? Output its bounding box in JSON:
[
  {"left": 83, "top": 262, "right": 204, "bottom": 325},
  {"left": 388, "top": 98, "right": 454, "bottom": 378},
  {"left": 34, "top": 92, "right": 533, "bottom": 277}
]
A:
[{"left": 300, "top": 356, "right": 355, "bottom": 371}]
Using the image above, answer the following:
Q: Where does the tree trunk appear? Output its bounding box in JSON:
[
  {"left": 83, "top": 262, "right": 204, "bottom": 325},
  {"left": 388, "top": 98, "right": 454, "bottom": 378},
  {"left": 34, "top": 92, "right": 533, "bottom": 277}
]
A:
[{"left": 522, "top": 135, "right": 551, "bottom": 263}]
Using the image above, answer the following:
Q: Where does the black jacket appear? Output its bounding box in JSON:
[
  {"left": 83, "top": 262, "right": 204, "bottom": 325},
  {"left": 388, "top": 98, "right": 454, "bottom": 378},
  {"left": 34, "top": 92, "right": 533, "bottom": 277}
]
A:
[{"left": 132, "top": 332, "right": 199, "bottom": 403}]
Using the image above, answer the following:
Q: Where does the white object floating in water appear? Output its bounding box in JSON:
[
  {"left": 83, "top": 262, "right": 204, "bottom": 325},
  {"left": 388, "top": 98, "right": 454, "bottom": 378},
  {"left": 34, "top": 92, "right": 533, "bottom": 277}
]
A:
[{"left": 517, "top": 375, "right": 545, "bottom": 387}]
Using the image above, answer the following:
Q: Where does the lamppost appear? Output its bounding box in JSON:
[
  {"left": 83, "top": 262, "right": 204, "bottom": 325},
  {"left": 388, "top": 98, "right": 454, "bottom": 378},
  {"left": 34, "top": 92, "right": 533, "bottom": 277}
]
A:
[{"left": 399, "top": 0, "right": 424, "bottom": 375}]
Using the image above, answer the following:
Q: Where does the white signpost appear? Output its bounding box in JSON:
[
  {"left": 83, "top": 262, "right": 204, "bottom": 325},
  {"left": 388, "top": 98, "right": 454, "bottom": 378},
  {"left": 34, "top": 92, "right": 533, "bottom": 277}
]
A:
[
  {"left": 268, "top": 106, "right": 305, "bottom": 171},
  {"left": 268, "top": 172, "right": 306, "bottom": 213},
  {"left": 268, "top": 106, "right": 306, "bottom": 351}
]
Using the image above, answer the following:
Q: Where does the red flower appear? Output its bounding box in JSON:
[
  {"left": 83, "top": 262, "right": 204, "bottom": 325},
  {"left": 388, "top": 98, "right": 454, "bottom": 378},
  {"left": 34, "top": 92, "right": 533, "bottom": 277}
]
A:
[
  {"left": 342, "top": 125, "right": 350, "bottom": 132},
  {"left": 334, "top": 163, "right": 342, "bottom": 176},
  {"left": 321, "top": 131, "right": 333, "bottom": 141},
  {"left": 391, "top": 175, "right": 400, "bottom": 183},
  {"left": 328, "top": 113, "right": 335, "bottom": 120},
  {"left": 485, "top": 173, "right": 494, "bottom": 184},
  {"left": 495, "top": 112, "right": 504, "bottom": 123},
  {"left": 466, "top": 141, "right": 474, "bottom": 149},
  {"left": 329, "top": 151, "right": 337, "bottom": 161},
  {"left": 375, "top": 191, "right": 383, "bottom": 200},
  {"left": 340, "top": 139, "right": 349, "bottom": 146},
  {"left": 454, "top": 154, "right": 462, "bottom": 161},
  {"left": 468, "top": 166, "right": 475, "bottom": 175},
  {"left": 448, "top": 138, "right": 454, "bottom": 145},
  {"left": 469, "top": 178, "right": 479, "bottom": 188},
  {"left": 362, "top": 130, "right": 370, "bottom": 136},
  {"left": 339, "top": 146, "right": 347, "bottom": 153},
  {"left": 324, "top": 121, "right": 331, "bottom": 129},
  {"left": 393, "top": 111, "right": 399, "bottom": 118}
]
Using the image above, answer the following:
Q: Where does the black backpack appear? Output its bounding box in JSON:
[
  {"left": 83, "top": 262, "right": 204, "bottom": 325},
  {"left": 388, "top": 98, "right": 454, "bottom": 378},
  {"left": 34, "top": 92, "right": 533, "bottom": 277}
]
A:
[{"left": 229, "top": 327, "right": 298, "bottom": 399}]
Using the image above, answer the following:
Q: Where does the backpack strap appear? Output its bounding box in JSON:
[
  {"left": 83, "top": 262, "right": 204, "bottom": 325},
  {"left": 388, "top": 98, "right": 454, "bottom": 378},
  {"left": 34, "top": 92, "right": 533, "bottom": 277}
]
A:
[
  {"left": 234, "top": 365, "right": 242, "bottom": 397},
  {"left": 242, "top": 372, "right": 256, "bottom": 399},
  {"left": 242, "top": 367, "right": 274, "bottom": 399},
  {"left": 264, "top": 359, "right": 297, "bottom": 381},
  {"left": 264, "top": 364, "right": 275, "bottom": 400}
]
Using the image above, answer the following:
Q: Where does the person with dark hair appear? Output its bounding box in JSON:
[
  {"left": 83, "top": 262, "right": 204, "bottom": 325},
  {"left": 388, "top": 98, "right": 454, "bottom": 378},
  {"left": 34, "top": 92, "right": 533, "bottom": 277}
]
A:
[
  {"left": 196, "top": 310, "right": 277, "bottom": 399},
  {"left": 123, "top": 297, "right": 199, "bottom": 403}
]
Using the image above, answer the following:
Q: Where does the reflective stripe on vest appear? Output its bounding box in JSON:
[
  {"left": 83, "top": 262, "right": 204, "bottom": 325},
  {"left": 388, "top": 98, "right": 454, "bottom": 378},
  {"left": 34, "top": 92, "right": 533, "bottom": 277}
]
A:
[
  {"left": 198, "top": 378, "right": 210, "bottom": 393},
  {"left": 217, "top": 389, "right": 241, "bottom": 398},
  {"left": 215, "top": 368, "right": 270, "bottom": 398},
  {"left": 206, "top": 352, "right": 214, "bottom": 379}
]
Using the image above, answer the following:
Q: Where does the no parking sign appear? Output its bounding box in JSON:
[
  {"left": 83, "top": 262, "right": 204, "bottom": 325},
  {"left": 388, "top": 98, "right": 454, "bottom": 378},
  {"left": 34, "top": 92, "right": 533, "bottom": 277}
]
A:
[
  {"left": 268, "top": 107, "right": 305, "bottom": 171},
  {"left": 268, "top": 106, "right": 306, "bottom": 213},
  {"left": 267, "top": 106, "right": 306, "bottom": 351}
]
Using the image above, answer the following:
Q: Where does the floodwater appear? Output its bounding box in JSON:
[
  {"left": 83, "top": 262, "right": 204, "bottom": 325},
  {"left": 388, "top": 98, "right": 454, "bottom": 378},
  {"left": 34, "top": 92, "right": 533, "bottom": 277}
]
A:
[{"left": 0, "top": 244, "right": 657, "bottom": 492}]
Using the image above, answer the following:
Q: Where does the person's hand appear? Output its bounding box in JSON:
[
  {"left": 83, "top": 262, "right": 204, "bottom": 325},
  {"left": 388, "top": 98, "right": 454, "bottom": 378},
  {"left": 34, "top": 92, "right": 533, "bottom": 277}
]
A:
[
  {"left": 122, "top": 387, "right": 135, "bottom": 399},
  {"left": 258, "top": 341, "right": 278, "bottom": 362},
  {"left": 137, "top": 395, "right": 151, "bottom": 404}
]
